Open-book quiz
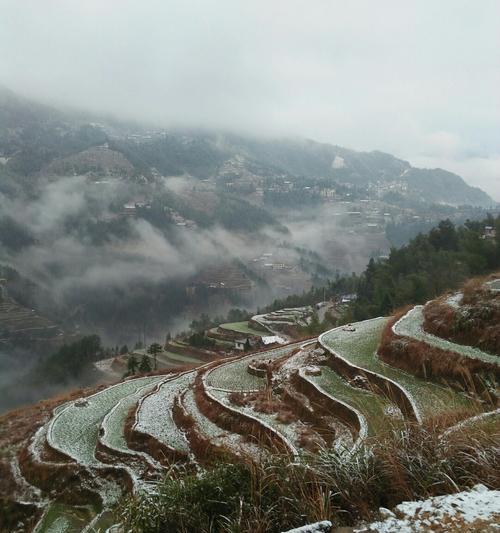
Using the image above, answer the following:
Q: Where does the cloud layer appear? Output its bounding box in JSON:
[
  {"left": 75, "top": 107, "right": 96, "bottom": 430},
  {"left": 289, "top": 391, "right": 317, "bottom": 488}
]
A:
[{"left": 1, "top": 0, "right": 499, "bottom": 197}]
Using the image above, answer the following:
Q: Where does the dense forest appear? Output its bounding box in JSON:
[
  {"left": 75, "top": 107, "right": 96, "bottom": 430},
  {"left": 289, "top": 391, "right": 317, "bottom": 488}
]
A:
[{"left": 265, "top": 215, "right": 500, "bottom": 321}]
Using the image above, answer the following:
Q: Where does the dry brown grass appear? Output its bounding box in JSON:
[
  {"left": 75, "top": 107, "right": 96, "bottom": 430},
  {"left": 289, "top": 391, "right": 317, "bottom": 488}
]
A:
[
  {"left": 424, "top": 286, "right": 500, "bottom": 356},
  {"left": 462, "top": 276, "right": 492, "bottom": 305},
  {"left": 119, "top": 411, "right": 499, "bottom": 531},
  {"left": 171, "top": 391, "right": 235, "bottom": 464},
  {"left": 193, "top": 367, "right": 295, "bottom": 456},
  {"left": 379, "top": 312, "right": 499, "bottom": 404}
]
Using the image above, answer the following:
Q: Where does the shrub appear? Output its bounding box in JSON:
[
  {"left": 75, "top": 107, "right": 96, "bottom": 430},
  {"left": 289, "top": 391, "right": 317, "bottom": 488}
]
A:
[{"left": 118, "top": 417, "right": 499, "bottom": 532}]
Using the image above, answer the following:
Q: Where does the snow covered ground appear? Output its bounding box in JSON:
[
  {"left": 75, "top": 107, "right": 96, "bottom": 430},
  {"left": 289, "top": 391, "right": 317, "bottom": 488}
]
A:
[
  {"left": 47, "top": 376, "right": 163, "bottom": 466},
  {"left": 393, "top": 305, "right": 499, "bottom": 365},
  {"left": 356, "top": 484, "right": 500, "bottom": 532},
  {"left": 134, "top": 372, "right": 193, "bottom": 454},
  {"left": 282, "top": 520, "right": 332, "bottom": 533},
  {"left": 206, "top": 342, "right": 303, "bottom": 392},
  {"left": 319, "top": 318, "right": 469, "bottom": 421}
]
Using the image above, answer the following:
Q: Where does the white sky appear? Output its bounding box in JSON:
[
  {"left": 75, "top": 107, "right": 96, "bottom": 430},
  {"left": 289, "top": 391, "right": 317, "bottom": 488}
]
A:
[{"left": 1, "top": 0, "right": 499, "bottom": 198}]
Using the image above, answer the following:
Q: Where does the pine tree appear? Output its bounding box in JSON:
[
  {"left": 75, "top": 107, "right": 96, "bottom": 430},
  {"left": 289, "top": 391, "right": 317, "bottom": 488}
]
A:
[
  {"left": 139, "top": 355, "right": 152, "bottom": 373},
  {"left": 148, "top": 343, "right": 163, "bottom": 370},
  {"left": 127, "top": 355, "right": 139, "bottom": 375}
]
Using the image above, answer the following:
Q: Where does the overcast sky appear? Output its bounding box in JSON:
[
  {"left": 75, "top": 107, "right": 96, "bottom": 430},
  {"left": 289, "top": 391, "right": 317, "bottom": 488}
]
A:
[{"left": 1, "top": 0, "right": 499, "bottom": 198}]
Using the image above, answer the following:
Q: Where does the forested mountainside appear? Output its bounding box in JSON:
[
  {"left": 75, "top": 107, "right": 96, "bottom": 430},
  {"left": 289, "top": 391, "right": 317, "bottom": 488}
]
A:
[
  {"left": 2, "top": 213, "right": 500, "bottom": 414},
  {"left": 265, "top": 215, "right": 500, "bottom": 321},
  {"left": 0, "top": 86, "right": 494, "bottom": 207},
  {"left": 0, "top": 87, "right": 498, "bottom": 411}
]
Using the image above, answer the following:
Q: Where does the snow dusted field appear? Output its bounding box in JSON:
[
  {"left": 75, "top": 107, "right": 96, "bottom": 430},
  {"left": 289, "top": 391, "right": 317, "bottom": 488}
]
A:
[
  {"left": 320, "top": 318, "right": 471, "bottom": 420},
  {"left": 100, "top": 380, "right": 162, "bottom": 454},
  {"left": 25, "top": 294, "right": 498, "bottom": 532},
  {"left": 48, "top": 376, "right": 163, "bottom": 466},
  {"left": 134, "top": 372, "right": 193, "bottom": 454},
  {"left": 356, "top": 484, "right": 500, "bottom": 532},
  {"left": 211, "top": 388, "right": 304, "bottom": 453},
  {"left": 182, "top": 387, "right": 228, "bottom": 441},
  {"left": 181, "top": 388, "right": 262, "bottom": 458},
  {"left": 394, "top": 305, "right": 499, "bottom": 365},
  {"left": 486, "top": 278, "right": 500, "bottom": 292},
  {"left": 206, "top": 342, "right": 302, "bottom": 391},
  {"left": 305, "top": 365, "right": 399, "bottom": 437}
]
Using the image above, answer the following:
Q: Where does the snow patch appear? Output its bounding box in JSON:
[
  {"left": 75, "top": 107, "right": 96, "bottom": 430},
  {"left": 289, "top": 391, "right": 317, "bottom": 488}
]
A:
[
  {"left": 356, "top": 485, "right": 500, "bottom": 532},
  {"left": 282, "top": 520, "right": 332, "bottom": 533}
]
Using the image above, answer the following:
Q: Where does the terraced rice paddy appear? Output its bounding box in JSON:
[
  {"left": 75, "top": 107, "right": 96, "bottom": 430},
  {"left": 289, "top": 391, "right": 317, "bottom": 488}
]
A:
[
  {"left": 219, "top": 321, "right": 268, "bottom": 336},
  {"left": 205, "top": 342, "right": 302, "bottom": 391},
  {"left": 320, "top": 318, "right": 472, "bottom": 420},
  {"left": 48, "top": 376, "right": 164, "bottom": 466},
  {"left": 34, "top": 503, "right": 97, "bottom": 533},
  {"left": 394, "top": 306, "right": 499, "bottom": 366},
  {"left": 182, "top": 388, "right": 228, "bottom": 441},
  {"left": 306, "top": 366, "right": 400, "bottom": 435},
  {"left": 160, "top": 350, "right": 202, "bottom": 364},
  {"left": 210, "top": 389, "right": 300, "bottom": 455},
  {"left": 134, "top": 373, "right": 193, "bottom": 455},
  {"left": 136, "top": 348, "right": 203, "bottom": 368},
  {"left": 101, "top": 381, "right": 161, "bottom": 454},
  {"left": 486, "top": 279, "right": 500, "bottom": 291},
  {"left": 20, "top": 297, "right": 493, "bottom": 533},
  {"left": 181, "top": 389, "right": 261, "bottom": 458}
]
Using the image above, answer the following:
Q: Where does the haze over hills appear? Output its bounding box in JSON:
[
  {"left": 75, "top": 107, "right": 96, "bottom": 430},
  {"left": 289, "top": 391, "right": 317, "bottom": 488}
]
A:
[
  {"left": 0, "top": 87, "right": 497, "bottom": 356},
  {"left": 0, "top": 86, "right": 494, "bottom": 207},
  {"left": 1, "top": 2, "right": 499, "bottom": 531}
]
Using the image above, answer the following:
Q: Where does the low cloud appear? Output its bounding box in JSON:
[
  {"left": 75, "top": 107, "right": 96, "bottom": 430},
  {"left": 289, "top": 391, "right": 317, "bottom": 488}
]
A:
[{"left": 0, "top": 0, "right": 498, "bottom": 194}]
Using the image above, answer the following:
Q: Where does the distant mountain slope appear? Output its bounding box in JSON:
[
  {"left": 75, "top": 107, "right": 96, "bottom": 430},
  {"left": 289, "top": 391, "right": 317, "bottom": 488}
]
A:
[
  {"left": 215, "top": 135, "right": 494, "bottom": 206},
  {"left": 42, "top": 144, "right": 135, "bottom": 177},
  {"left": 403, "top": 168, "right": 492, "bottom": 207},
  {"left": 0, "top": 86, "right": 107, "bottom": 176},
  {"left": 0, "top": 87, "right": 494, "bottom": 207}
]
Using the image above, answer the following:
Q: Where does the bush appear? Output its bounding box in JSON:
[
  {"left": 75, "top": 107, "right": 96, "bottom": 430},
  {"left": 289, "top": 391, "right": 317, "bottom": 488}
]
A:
[{"left": 118, "top": 417, "right": 499, "bottom": 532}]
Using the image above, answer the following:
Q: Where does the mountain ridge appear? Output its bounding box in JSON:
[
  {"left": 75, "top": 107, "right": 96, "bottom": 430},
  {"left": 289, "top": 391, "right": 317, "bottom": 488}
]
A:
[{"left": 0, "top": 86, "right": 495, "bottom": 208}]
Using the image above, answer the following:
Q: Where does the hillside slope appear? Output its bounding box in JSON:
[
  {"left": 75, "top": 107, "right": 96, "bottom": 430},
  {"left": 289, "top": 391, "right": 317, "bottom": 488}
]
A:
[
  {"left": 0, "top": 87, "right": 494, "bottom": 207},
  {"left": 1, "top": 274, "right": 498, "bottom": 532}
]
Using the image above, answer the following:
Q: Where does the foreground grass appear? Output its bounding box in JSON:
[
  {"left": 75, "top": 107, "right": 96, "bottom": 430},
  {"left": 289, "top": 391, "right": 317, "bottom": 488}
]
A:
[{"left": 118, "top": 418, "right": 499, "bottom": 533}]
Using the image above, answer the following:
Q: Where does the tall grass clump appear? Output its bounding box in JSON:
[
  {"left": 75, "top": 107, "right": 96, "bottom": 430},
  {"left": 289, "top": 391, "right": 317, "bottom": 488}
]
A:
[{"left": 118, "top": 417, "right": 499, "bottom": 532}]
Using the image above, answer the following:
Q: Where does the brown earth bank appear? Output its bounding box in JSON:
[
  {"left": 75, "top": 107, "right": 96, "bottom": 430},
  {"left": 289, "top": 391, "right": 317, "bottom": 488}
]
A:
[
  {"left": 172, "top": 391, "right": 237, "bottom": 464},
  {"left": 423, "top": 278, "right": 500, "bottom": 356},
  {"left": 379, "top": 311, "right": 499, "bottom": 405},
  {"left": 194, "top": 365, "right": 294, "bottom": 456},
  {"left": 292, "top": 371, "right": 361, "bottom": 440}
]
